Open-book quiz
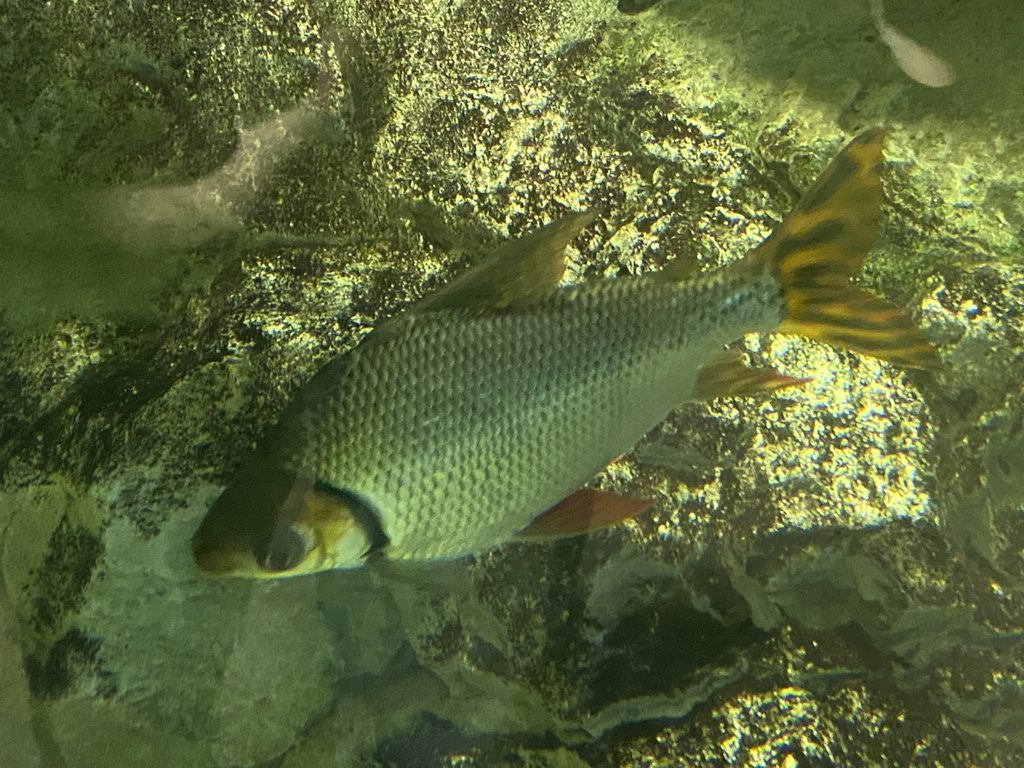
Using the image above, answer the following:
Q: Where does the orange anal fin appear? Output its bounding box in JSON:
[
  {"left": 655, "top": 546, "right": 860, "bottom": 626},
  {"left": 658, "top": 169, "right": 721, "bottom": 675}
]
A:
[
  {"left": 518, "top": 488, "right": 652, "bottom": 540},
  {"left": 692, "top": 350, "right": 811, "bottom": 400}
]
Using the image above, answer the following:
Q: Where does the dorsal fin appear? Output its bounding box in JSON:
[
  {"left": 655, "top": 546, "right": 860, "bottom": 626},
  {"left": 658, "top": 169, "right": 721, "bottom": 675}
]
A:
[
  {"left": 655, "top": 252, "right": 700, "bottom": 283},
  {"left": 415, "top": 210, "right": 597, "bottom": 312}
]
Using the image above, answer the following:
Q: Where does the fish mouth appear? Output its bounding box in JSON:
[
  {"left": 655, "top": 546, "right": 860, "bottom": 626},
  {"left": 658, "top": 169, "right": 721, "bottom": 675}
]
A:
[
  {"left": 192, "top": 536, "right": 258, "bottom": 576},
  {"left": 191, "top": 460, "right": 298, "bottom": 577},
  {"left": 191, "top": 521, "right": 319, "bottom": 578},
  {"left": 192, "top": 512, "right": 332, "bottom": 579},
  {"left": 192, "top": 462, "right": 379, "bottom": 577}
]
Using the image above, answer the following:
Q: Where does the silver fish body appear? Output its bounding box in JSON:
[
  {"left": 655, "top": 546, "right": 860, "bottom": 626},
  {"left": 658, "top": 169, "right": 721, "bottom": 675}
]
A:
[{"left": 280, "top": 264, "right": 781, "bottom": 561}]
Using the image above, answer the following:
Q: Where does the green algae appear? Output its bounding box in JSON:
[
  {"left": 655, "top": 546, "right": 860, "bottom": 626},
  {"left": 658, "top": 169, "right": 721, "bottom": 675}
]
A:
[{"left": 0, "top": 0, "right": 1023, "bottom": 765}]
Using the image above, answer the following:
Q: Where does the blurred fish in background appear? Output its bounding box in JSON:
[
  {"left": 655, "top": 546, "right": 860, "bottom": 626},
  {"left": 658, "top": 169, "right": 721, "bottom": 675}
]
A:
[{"left": 868, "top": 0, "right": 955, "bottom": 87}]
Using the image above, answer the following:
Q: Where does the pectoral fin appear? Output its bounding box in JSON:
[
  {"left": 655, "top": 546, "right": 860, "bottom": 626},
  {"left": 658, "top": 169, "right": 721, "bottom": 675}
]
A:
[{"left": 518, "top": 488, "right": 652, "bottom": 540}]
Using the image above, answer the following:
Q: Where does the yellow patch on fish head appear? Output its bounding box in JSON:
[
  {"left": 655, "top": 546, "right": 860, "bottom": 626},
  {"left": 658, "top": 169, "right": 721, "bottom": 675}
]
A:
[
  {"left": 269, "top": 484, "right": 370, "bottom": 575},
  {"left": 192, "top": 460, "right": 368, "bottom": 578}
]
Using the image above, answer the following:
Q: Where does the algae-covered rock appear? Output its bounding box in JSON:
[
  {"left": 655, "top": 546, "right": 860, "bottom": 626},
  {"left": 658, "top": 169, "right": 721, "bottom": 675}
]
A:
[{"left": 2, "top": 0, "right": 1024, "bottom": 765}]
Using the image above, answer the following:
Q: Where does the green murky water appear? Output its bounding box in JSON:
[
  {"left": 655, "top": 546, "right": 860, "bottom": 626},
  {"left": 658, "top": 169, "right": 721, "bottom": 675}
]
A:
[{"left": 2, "top": 0, "right": 1023, "bottom": 765}]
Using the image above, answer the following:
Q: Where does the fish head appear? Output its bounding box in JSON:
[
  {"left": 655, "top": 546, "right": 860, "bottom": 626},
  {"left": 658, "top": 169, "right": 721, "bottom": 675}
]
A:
[{"left": 192, "top": 460, "right": 369, "bottom": 578}]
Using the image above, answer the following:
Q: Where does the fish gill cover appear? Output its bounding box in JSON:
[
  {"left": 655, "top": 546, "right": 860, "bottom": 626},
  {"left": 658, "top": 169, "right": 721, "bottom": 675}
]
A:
[{"left": 0, "top": 0, "right": 1023, "bottom": 767}]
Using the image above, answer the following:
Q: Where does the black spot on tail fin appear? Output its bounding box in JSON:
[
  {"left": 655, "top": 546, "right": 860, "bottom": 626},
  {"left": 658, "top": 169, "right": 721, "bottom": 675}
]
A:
[{"left": 754, "top": 129, "right": 939, "bottom": 370}]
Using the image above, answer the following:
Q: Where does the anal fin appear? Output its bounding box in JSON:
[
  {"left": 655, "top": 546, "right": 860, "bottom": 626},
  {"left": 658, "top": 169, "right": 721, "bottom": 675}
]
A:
[{"left": 518, "top": 488, "right": 652, "bottom": 540}]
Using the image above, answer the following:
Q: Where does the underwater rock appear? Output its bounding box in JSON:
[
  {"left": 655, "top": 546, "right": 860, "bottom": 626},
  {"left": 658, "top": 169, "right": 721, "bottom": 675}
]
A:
[
  {"left": 0, "top": 576, "right": 42, "bottom": 768},
  {"left": 2, "top": 0, "right": 1024, "bottom": 766}
]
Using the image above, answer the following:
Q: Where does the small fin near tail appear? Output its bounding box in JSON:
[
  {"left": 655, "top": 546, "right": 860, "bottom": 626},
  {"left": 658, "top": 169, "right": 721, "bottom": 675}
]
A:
[
  {"left": 691, "top": 350, "right": 811, "bottom": 400},
  {"left": 752, "top": 129, "right": 939, "bottom": 370}
]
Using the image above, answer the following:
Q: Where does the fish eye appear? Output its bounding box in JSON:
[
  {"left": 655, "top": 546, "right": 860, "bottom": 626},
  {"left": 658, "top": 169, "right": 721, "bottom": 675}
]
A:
[{"left": 256, "top": 524, "right": 310, "bottom": 572}]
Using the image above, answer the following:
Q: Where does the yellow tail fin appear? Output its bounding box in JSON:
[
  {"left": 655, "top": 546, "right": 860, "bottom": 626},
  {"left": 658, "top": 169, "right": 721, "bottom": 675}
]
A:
[{"left": 754, "top": 129, "right": 939, "bottom": 370}]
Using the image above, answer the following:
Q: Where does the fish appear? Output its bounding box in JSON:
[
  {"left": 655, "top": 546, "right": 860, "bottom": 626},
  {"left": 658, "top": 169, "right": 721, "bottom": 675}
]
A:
[
  {"left": 192, "top": 128, "right": 938, "bottom": 578},
  {"left": 868, "top": 0, "right": 955, "bottom": 88}
]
